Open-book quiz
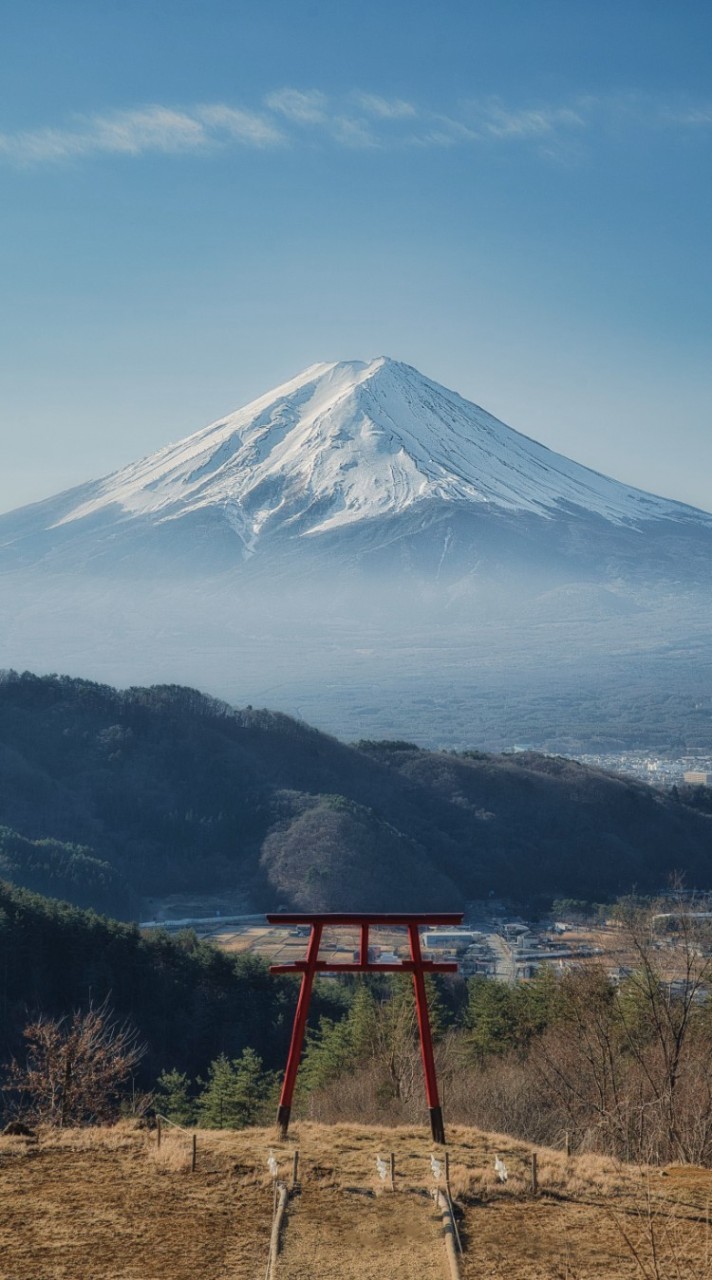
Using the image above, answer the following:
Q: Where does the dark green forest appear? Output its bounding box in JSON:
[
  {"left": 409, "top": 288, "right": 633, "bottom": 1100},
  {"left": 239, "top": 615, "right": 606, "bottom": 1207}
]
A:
[
  {"left": 0, "top": 880, "right": 346, "bottom": 1086},
  {"left": 1, "top": 670, "right": 711, "bottom": 918}
]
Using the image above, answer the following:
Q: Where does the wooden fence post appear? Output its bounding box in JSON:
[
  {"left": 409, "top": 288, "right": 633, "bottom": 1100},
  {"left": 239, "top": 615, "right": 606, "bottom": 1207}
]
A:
[
  {"left": 266, "top": 1184, "right": 289, "bottom": 1280},
  {"left": 433, "top": 1189, "right": 462, "bottom": 1279},
  {"left": 156, "top": 1116, "right": 162, "bottom": 1149},
  {"left": 389, "top": 1152, "right": 395, "bottom": 1192},
  {"left": 531, "top": 1152, "right": 538, "bottom": 1195},
  {"left": 565, "top": 1130, "right": 571, "bottom": 1158},
  {"left": 191, "top": 1133, "right": 197, "bottom": 1172},
  {"left": 291, "top": 1150, "right": 300, "bottom": 1189}
]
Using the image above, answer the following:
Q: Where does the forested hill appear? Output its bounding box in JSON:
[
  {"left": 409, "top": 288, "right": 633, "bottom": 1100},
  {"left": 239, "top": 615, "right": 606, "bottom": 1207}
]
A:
[
  {"left": 0, "top": 880, "right": 341, "bottom": 1081},
  {"left": 1, "top": 670, "right": 711, "bottom": 918}
]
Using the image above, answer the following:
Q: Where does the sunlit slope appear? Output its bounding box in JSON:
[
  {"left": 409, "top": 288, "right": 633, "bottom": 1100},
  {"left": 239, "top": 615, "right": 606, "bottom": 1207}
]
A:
[{"left": 2, "top": 1122, "right": 712, "bottom": 1280}]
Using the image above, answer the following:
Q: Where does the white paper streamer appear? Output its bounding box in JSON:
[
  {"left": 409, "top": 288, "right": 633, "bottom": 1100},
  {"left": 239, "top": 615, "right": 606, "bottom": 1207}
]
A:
[{"left": 494, "top": 1155, "right": 508, "bottom": 1183}]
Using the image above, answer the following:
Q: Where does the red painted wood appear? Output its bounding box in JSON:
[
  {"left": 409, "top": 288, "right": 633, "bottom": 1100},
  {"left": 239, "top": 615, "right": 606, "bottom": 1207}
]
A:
[
  {"left": 270, "top": 960, "right": 458, "bottom": 974},
  {"left": 408, "top": 922, "right": 440, "bottom": 1111},
  {"left": 268, "top": 911, "right": 461, "bottom": 1140},
  {"left": 266, "top": 912, "right": 463, "bottom": 925},
  {"left": 277, "top": 922, "right": 323, "bottom": 1115}
]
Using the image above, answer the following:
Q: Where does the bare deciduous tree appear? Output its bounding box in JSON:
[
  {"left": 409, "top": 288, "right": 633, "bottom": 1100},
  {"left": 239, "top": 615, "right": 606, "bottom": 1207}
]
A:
[
  {"left": 527, "top": 897, "right": 712, "bottom": 1163},
  {"left": 2, "top": 1001, "right": 145, "bottom": 1126}
]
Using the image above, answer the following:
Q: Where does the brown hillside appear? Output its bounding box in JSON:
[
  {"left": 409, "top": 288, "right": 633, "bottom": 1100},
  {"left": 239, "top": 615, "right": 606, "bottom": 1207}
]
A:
[{"left": 1, "top": 1121, "right": 711, "bottom": 1278}]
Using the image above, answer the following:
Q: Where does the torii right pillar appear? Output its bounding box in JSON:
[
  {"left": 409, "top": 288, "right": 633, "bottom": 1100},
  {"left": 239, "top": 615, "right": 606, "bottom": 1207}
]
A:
[{"left": 408, "top": 920, "right": 445, "bottom": 1144}]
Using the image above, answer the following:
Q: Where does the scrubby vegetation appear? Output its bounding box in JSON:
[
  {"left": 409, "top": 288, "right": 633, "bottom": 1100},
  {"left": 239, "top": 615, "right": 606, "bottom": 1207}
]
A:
[
  {"left": 299, "top": 906, "right": 712, "bottom": 1167},
  {"left": 6, "top": 880, "right": 712, "bottom": 1170}
]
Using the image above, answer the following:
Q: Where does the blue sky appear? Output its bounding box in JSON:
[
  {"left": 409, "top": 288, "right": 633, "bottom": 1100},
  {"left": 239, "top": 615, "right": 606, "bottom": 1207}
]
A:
[{"left": 1, "top": 0, "right": 711, "bottom": 513}]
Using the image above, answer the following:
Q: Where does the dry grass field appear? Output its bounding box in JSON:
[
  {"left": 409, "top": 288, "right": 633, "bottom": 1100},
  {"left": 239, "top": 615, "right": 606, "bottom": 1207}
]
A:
[
  {"left": 212, "top": 922, "right": 409, "bottom": 965},
  {"left": 2, "top": 1120, "right": 712, "bottom": 1278}
]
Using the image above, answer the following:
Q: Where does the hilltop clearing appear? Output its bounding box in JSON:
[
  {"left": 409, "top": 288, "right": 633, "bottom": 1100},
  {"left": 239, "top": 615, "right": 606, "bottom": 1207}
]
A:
[{"left": 2, "top": 1121, "right": 712, "bottom": 1278}]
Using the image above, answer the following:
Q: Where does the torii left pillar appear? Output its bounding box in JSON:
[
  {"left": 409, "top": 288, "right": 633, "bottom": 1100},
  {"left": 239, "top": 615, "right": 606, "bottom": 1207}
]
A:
[
  {"left": 266, "top": 911, "right": 463, "bottom": 1144},
  {"left": 275, "top": 921, "right": 323, "bottom": 1137}
]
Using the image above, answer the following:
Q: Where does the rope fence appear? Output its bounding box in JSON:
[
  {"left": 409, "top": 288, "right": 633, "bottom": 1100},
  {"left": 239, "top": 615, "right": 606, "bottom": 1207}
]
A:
[
  {"left": 143, "top": 1129, "right": 583, "bottom": 1277},
  {"left": 154, "top": 1113, "right": 197, "bottom": 1171}
]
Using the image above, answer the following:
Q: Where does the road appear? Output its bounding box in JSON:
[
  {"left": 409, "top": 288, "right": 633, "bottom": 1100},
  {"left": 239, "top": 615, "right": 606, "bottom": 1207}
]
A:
[{"left": 487, "top": 931, "right": 518, "bottom": 984}]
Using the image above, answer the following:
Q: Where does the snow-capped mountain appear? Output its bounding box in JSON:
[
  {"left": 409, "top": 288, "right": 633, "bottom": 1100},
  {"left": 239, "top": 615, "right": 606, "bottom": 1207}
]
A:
[
  {"left": 5, "top": 360, "right": 712, "bottom": 560},
  {"left": 1, "top": 360, "right": 712, "bottom": 576},
  {"left": 2, "top": 357, "right": 711, "bottom": 584}
]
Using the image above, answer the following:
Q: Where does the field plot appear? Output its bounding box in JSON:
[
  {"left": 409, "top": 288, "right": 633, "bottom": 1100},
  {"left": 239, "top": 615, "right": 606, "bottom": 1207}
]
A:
[{"left": 212, "top": 922, "right": 411, "bottom": 965}]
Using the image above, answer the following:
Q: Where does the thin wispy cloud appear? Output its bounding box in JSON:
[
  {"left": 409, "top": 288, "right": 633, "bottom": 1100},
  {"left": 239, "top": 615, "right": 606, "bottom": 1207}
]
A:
[
  {"left": 192, "top": 105, "right": 284, "bottom": 146},
  {"left": 2, "top": 89, "right": 711, "bottom": 168},
  {"left": 471, "top": 102, "right": 585, "bottom": 139},
  {"left": 0, "top": 104, "right": 282, "bottom": 165},
  {"left": 411, "top": 114, "right": 479, "bottom": 148},
  {"left": 661, "top": 105, "right": 712, "bottom": 126},
  {"left": 264, "top": 88, "right": 328, "bottom": 124},
  {"left": 330, "top": 116, "right": 378, "bottom": 148},
  {"left": 352, "top": 93, "right": 417, "bottom": 120}
]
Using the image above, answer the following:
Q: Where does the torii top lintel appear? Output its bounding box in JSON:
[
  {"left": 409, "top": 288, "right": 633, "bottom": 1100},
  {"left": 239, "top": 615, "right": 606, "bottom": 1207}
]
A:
[{"left": 266, "top": 912, "right": 463, "bottom": 926}]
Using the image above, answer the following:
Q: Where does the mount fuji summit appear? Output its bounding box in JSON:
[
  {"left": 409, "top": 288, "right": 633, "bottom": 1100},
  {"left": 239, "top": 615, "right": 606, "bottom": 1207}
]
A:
[
  {"left": 2, "top": 356, "right": 711, "bottom": 585},
  {"left": 1, "top": 357, "right": 711, "bottom": 741}
]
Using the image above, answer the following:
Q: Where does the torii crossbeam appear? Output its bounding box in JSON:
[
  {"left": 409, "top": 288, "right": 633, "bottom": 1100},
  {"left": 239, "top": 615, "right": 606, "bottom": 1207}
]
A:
[{"left": 266, "top": 912, "right": 463, "bottom": 1144}]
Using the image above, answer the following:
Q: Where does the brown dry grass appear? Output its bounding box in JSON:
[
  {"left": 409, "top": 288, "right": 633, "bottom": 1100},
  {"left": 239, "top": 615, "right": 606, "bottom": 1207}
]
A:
[
  {"left": 1, "top": 1120, "right": 711, "bottom": 1278},
  {"left": 0, "top": 1121, "right": 274, "bottom": 1279}
]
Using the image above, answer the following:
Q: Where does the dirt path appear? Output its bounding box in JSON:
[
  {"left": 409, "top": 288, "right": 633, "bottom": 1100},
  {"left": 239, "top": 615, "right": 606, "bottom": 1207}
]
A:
[{"left": 274, "top": 1185, "right": 447, "bottom": 1280}]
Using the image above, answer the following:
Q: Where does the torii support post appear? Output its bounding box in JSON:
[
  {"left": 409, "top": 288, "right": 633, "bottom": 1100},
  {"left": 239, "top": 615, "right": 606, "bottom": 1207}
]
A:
[
  {"left": 266, "top": 912, "right": 463, "bottom": 1144},
  {"left": 275, "top": 921, "right": 323, "bottom": 1137},
  {"left": 408, "top": 921, "right": 445, "bottom": 1145}
]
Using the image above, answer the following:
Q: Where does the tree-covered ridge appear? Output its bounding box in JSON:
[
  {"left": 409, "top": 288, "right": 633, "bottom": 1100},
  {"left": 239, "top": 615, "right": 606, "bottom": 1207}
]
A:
[
  {"left": 1, "top": 669, "right": 711, "bottom": 918},
  {"left": 0, "top": 826, "right": 135, "bottom": 917},
  {"left": 0, "top": 880, "right": 342, "bottom": 1086}
]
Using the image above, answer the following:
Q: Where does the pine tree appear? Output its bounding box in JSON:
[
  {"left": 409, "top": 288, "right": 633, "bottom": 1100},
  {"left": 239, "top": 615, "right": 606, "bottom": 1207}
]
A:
[
  {"left": 300, "top": 1017, "right": 353, "bottom": 1093},
  {"left": 465, "top": 976, "right": 520, "bottom": 1060},
  {"left": 154, "top": 1068, "right": 195, "bottom": 1125},
  {"left": 350, "top": 985, "right": 379, "bottom": 1053},
  {"left": 196, "top": 1048, "right": 272, "bottom": 1129}
]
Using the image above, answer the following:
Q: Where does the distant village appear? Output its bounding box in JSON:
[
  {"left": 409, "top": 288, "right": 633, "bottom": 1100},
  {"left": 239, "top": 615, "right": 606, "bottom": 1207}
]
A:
[
  {"left": 565, "top": 752, "right": 712, "bottom": 788},
  {"left": 420, "top": 916, "right": 608, "bottom": 983}
]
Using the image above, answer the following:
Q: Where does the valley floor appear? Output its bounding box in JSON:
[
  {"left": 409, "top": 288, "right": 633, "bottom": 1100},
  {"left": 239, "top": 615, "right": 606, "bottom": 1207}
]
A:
[{"left": 1, "top": 1121, "right": 711, "bottom": 1278}]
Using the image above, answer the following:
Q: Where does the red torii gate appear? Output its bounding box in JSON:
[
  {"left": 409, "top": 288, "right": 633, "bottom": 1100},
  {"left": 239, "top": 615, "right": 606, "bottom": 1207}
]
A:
[{"left": 267, "top": 912, "right": 463, "bottom": 1144}]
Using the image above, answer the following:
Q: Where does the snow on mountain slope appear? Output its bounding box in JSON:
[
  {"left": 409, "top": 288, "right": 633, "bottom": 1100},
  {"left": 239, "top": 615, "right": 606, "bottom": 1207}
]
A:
[{"left": 16, "top": 357, "right": 708, "bottom": 557}]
